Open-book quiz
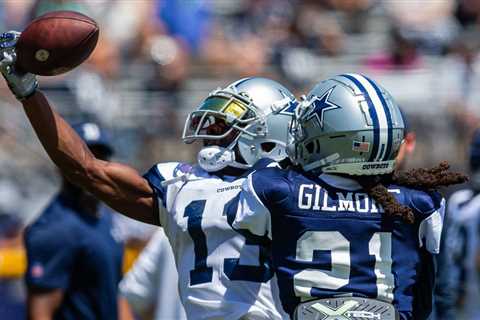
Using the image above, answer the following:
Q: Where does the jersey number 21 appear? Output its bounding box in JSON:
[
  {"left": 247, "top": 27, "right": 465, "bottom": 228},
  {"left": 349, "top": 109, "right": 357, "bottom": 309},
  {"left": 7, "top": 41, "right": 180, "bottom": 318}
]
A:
[{"left": 295, "top": 231, "right": 394, "bottom": 302}]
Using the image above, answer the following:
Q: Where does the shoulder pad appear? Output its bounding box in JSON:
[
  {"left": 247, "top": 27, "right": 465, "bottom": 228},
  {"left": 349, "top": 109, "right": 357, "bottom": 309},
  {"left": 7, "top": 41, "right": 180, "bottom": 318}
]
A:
[
  {"left": 143, "top": 162, "right": 187, "bottom": 202},
  {"left": 250, "top": 158, "right": 279, "bottom": 171},
  {"left": 173, "top": 163, "right": 193, "bottom": 177},
  {"left": 407, "top": 189, "right": 443, "bottom": 215},
  {"left": 250, "top": 167, "right": 290, "bottom": 205},
  {"left": 144, "top": 162, "right": 188, "bottom": 182}
]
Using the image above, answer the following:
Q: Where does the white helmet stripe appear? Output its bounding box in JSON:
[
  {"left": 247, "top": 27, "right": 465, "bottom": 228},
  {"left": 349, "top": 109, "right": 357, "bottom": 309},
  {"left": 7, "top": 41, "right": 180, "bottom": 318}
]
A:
[{"left": 347, "top": 74, "right": 389, "bottom": 161}]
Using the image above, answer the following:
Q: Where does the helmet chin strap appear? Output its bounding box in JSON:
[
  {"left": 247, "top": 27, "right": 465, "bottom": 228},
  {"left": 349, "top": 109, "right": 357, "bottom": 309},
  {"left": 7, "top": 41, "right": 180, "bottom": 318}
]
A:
[{"left": 197, "top": 145, "right": 250, "bottom": 172}]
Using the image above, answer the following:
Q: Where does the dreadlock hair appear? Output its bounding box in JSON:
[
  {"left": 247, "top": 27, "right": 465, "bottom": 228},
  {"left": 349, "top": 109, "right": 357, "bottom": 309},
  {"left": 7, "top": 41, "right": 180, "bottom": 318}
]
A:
[{"left": 357, "top": 161, "right": 468, "bottom": 224}]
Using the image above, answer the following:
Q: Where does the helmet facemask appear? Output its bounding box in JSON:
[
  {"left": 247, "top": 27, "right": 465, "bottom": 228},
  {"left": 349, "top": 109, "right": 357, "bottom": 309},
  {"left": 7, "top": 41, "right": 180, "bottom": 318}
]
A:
[
  {"left": 182, "top": 89, "right": 268, "bottom": 172},
  {"left": 288, "top": 96, "right": 316, "bottom": 167},
  {"left": 183, "top": 77, "right": 298, "bottom": 172},
  {"left": 183, "top": 89, "right": 261, "bottom": 144}
]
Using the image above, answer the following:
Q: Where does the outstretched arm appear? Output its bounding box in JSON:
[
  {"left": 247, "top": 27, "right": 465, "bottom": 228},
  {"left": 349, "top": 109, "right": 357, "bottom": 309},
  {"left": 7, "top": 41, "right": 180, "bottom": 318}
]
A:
[
  {"left": 22, "top": 92, "right": 158, "bottom": 224},
  {"left": 0, "top": 32, "right": 158, "bottom": 225}
]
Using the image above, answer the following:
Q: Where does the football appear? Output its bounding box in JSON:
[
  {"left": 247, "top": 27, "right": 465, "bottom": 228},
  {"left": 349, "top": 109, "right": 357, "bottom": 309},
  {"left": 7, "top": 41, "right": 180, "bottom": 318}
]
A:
[{"left": 15, "top": 11, "right": 99, "bottom": 76}]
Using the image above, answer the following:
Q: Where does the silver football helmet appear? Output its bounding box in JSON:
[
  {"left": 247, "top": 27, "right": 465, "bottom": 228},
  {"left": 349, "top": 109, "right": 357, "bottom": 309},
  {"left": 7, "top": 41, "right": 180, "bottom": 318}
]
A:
[
  {"left": 182, "top": 77, "right": 298, "bottom": 172},
  {"left": 289, "top": 73, "right": 405, "bottom": 175}
]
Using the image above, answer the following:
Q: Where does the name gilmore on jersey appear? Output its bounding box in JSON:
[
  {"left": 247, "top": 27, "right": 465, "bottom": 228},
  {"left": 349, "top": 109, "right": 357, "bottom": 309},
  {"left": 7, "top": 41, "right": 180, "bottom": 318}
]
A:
[{"left": 298, "top": 184, "right": 384, "bottom": 212}]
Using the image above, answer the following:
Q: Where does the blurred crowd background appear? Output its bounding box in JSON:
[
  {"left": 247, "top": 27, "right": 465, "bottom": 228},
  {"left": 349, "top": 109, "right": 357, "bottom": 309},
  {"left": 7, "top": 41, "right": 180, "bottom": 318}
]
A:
[{"left": 0, "top": 0, "right": 480, "bottom": 318}]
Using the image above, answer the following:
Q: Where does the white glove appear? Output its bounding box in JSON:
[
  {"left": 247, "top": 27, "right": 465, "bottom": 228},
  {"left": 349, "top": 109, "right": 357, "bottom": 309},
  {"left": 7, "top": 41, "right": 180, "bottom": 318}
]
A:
[{"left": 0, "top": 31, "right": 38, "bottom": 101}]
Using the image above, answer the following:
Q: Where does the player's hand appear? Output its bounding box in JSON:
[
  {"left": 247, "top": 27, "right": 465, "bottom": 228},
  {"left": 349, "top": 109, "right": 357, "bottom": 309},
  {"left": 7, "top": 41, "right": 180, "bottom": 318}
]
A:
[{"left": 0, "top": 31, "right": 38, "bottom": 101}]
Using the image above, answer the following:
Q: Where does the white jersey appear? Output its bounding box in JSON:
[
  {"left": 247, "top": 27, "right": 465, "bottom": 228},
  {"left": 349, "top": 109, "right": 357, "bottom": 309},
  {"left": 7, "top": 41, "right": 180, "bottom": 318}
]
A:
[
  {"left": 119, "top": 228, "right": 187, "bottom": 320},
  {"left": 143, "top": 160, "right": 287, "bottom": 320}
]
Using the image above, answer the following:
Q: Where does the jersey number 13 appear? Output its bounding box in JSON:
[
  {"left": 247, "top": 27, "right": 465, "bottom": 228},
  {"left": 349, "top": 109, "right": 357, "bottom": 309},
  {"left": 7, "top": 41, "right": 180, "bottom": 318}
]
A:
[{"left": 184, "top": 200, "right": 272, "bottom": 286}]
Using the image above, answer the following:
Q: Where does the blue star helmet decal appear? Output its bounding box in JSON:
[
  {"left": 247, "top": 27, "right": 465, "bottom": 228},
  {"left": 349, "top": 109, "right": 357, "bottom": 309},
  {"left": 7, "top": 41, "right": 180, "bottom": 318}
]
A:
[
  {"left": 305, "top": 86, "right": 341, "bottom": 128},
  {"left": 277, "top": 89, "right": 298, "bottom": 115}
]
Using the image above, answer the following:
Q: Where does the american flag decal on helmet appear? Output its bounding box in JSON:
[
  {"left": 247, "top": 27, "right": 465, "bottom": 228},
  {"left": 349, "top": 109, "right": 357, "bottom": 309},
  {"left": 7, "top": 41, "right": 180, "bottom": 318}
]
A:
[{"left": 353, "top": 141, "right": 370, "bottom": 152}]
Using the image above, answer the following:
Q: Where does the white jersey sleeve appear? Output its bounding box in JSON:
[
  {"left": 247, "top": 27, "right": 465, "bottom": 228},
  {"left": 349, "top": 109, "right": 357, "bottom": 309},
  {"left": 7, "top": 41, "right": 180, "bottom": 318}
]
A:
[
  {"left": 119, "top": 228, "right": 187, "bottom": 320},
  {"left": 232, "top": 172, "right": 273, "bottom": 239}
]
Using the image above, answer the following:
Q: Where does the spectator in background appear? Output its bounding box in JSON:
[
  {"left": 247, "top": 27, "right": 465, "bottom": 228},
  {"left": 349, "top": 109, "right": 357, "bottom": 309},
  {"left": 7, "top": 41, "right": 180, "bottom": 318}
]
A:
[
  {"left": 266, "top": 0, "right": 346, "bottom": 87},
  {"left": 327, "top": 0, "right": 373, "bottom": 34},
  {"left": 29, "top": 0, "right": 89, "bottom": 19},
  {"left": 24, "top": 122, "right": 124, "bottom": 320},
  {"left": 0, "top": 0, "right": 32, "bottom": 31},
  {"left": 119, "top": 228, "right": 187, "bottom": 320},
  {"left": 434, "top": 129, "right": 480, "bottom": 320},
  {"left": 455, "top": 0, "right": 480, "bottom": 28},
  {"left": 292, "top": 1, "right": 345, "bottom": 57},
  {"left": 127, "top": 21, "right": 190, "bottom": 142},
  {"left": 444, "top": 27, "right": 480, "bottom": 108},
  {"left": 68, "top": 34, "right": 123, "bottom": 125},
  {"left": 139, "top": 33, "right": 190, "bottom": 93},
  {"left": 155, "top": 0, "right": 211, "bottom": 55},
  {"left": 0, "top": 197, "right": 26, "bottom": 320},
  {"left": 452, "top": 32, "right": 478, "bottom": 95},
  {"left": 440, "top": 27, "right": 480, "bottom": 165},
  {"left": 364, "top": 26, "right": 422, "bottom": 71},
  {"left": 383, "top": 0, "right": 457, "bottom": 54}
]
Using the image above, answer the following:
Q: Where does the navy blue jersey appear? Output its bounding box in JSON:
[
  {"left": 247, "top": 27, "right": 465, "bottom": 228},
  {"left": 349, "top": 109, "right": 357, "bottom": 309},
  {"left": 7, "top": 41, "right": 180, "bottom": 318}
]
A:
[
  {"left": 231, "top": 168, "right": 444, "bottom": 318},
  {"left": 24, "top": 194, "right": 124, "bottom": 320}
]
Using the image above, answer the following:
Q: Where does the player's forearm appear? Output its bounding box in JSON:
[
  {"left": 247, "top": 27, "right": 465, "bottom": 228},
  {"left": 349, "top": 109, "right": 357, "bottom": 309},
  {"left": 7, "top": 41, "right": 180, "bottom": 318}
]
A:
[
  {"left": 22, "top": 90, "right": 158, "bottom": 224},
  {"left": 22, "top": 90, "right": 95, "bottom": 181}
]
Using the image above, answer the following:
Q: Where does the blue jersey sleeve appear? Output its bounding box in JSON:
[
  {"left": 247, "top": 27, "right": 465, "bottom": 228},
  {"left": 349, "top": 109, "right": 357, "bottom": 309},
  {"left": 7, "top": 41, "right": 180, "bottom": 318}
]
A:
[
  {"left": 143, "top": 162, "right": 192, "bottom": 203},
  {"left": 412, "top": 248, "right": 436, "bottom": 319},
  {"left": 24, "top": 225, "right": 78, "bottom": 290},
  {"left": 250, "top": 168, "right": 291, "bottom": 207},
  {"left": 413, "top": 191, "right": 445, "bottom": 254},
  {"left": 143, "top": 165, "right": 168, "bottom": 205},
  {"left": 399, "top": 188, "right": 445, "bottom": 254},
  {"left": 249, "top": 158, "right": 280, "bottom": 171},
  {"left": 143, "top": 162, "right": 191, "bottom": 226},
  {"left": 232, "top": 168, "right": 291, "bottom": 239},
  {"left": 434, "top": 215, "right": 459, "bottom": 319}
]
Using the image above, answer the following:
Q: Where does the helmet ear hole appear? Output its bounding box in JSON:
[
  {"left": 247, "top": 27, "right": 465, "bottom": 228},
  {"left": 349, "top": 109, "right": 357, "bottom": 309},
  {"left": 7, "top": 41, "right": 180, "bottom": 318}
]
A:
[
  {"left": 306, "top": 141, "right": 315, "bottom": 153},
  {"left": 261, "top": 142, "right": 276, "bottom": 153}
]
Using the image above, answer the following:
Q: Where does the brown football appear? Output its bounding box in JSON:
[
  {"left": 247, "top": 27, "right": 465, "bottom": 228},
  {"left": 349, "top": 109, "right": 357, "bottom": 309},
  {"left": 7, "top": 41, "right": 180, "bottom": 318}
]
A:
[{"left": 15, "top": 11, "right": 99, "bottom": 76}]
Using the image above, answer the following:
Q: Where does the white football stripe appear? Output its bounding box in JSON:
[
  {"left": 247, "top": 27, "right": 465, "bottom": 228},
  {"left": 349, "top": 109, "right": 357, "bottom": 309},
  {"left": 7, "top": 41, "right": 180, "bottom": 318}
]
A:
[{"left": 347, "top": 74, "right": 389, "bottom": 161}]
